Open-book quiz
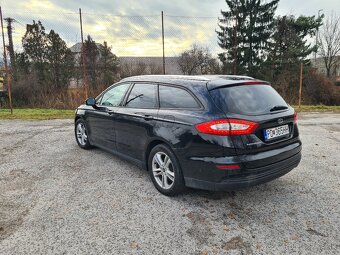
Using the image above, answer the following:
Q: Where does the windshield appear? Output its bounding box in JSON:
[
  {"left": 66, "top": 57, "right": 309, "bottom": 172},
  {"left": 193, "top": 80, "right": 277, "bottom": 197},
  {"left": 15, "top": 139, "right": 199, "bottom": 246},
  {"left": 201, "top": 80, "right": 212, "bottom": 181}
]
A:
[{"left": 209, "top": 85, "right": 288, "bottom": 115}]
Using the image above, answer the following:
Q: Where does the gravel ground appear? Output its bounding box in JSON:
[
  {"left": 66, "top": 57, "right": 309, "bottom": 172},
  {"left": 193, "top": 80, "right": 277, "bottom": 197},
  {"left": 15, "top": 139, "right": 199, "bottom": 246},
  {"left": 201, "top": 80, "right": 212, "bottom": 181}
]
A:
[{"left": 0, "top": 113, "right": 339, "bottom": 255}]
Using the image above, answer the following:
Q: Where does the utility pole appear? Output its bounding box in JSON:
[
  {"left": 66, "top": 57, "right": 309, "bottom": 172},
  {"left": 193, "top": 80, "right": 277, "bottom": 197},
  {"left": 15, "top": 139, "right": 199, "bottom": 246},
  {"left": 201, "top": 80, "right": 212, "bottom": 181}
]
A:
[
  {"left": 161, "top": 11, "right": 165, "bottom": 75},
  {"left": 79, "top": 8, "right": 88, "bottom": 98},
  {"left": 233, "top": 0, "right": 239, "bottom": 75},
  {"left": 0, "top": 6, "right": 13, "bottom": 114},
  {"left": 298, "top": 63, "right": 303, "bottom": 109},
  {"left": 4, "top": 17, "right": 14, "bottom": 67},
  {"left": 314, "top": 9, "right": 323, "bottom": 62}
]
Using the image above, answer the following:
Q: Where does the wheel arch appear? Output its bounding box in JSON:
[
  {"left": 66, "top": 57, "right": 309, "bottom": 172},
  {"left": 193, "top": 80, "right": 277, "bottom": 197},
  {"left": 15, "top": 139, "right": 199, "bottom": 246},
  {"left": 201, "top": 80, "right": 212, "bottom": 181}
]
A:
[
  {"left": 75, "top": 115, "right": 82, "bottom": 123},
  {"left": 144, "top": 138, "right": 173, "bottom": 171}
]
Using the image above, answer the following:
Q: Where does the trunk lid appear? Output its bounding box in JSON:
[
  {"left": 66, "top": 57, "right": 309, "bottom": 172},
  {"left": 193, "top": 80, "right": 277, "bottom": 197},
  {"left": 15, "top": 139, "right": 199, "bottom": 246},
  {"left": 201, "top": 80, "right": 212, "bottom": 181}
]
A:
[{"left": 208, "top": 83, "right": 301, "bottom": 168}]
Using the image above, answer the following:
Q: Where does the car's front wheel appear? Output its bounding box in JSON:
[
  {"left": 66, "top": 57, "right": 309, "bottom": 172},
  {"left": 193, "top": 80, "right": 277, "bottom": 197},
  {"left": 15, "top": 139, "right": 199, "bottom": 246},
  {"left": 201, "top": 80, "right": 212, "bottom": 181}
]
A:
[
  {"left": 148, "top": 144, "right": 185, "bottom": 196},
  {"left": 75, "top": 119, "right": 92, "bottom": 149}
]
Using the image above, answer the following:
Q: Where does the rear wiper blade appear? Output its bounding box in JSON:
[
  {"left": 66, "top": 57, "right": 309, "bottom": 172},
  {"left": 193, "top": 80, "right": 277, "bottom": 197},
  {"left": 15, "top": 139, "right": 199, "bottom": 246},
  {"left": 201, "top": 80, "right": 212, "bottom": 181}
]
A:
[{"left": 270, "top": 105, "right": 288, "bottom": 112}]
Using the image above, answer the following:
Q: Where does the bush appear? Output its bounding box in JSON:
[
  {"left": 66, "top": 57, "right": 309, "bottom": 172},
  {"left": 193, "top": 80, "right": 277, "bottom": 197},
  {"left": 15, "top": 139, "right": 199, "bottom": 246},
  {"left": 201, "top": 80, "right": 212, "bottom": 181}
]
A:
[
  {"left": 269, "top": 67, "right": 340, "bottom": 105},
  {"left": 303, "top": 70, "right": 340, "bottom": 105}
]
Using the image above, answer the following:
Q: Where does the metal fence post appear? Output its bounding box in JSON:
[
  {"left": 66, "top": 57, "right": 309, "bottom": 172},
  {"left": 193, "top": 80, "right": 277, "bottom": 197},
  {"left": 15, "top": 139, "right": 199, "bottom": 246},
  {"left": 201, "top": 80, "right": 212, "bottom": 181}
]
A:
[
  {"left": 298, "top": 63, "right": 303, "bottom": 109},
  {"left": 161, "top": 11, "right": 165, "bottom": 75},
  {"left": 79, "top": 8, "right": 88, "bottom": 98}
]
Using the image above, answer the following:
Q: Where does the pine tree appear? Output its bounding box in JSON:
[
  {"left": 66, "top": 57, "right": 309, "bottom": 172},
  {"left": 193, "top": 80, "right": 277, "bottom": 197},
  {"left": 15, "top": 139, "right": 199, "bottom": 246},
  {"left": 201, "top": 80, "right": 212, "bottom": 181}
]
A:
[
  {"left": 13, "top": 52, "right": 30, "bottom": 76},
  {"left": 46, "top": 30, "right": 74, "bottom": 89},
  {"left": 22, "top": 20, "right": 47, "bottom": 63},
  {"left": 269, "top": 15, "right": 323, "bottom": 72},
  {"left": 217, "top": 0, "right": 279, "bottom": 75},
  {"left": 98, "top": 41, "right": 120, "bottom": 86},
  {"left": 262, "top": 15, "right": 323, "bottom": 101},
  {"left": 82, "top": 35, "right": 99, "bottom": 89},
  {"left": 22, "top": 20, "right": 48, "bottom": 82},
  {"left": 21, "top": 21, "right": 75, "bottom": 90}
]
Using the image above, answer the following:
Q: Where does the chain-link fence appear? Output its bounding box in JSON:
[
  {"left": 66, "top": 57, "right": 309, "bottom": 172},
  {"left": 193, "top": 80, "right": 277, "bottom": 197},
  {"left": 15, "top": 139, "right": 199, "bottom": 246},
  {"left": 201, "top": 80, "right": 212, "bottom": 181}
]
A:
[
  {"left": 1, "top": 9, "right": 221, "bottom": 72},
  {"left": 0, "top": 8, "right": 229, "bottom": 108},
  {"left": 1, "top": 7, "right": 339, "bottom": 109}
]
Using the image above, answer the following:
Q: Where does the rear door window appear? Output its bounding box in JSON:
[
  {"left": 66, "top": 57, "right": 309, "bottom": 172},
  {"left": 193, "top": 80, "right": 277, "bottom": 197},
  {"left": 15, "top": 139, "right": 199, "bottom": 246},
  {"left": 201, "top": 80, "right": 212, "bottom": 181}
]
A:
[
  {"left": 159, "top": 85, "right": 200, "bottom": 109},
  {"left": 210, "top": 85, "right": 288, "bottom": 115},
  {"left": 125, "top": 83, "right": 158, "bottom": 109}
]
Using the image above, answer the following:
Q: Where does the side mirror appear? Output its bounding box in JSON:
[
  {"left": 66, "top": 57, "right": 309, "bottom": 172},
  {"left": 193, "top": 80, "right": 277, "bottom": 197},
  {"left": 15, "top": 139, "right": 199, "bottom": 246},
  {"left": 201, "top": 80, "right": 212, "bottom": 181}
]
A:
[{"left": 85, "top": 97, "right": 96, "bottom": 107}]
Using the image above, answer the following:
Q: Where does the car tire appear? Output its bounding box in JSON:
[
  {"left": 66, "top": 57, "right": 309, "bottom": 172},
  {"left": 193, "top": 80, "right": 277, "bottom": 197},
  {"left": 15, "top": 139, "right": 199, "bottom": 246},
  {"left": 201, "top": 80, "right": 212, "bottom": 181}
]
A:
[
  {"left": 148, "top": 144, "right": 185, "bottom": 196},
  {"left": 75, "top": 119, "right": 92, "bottom": 149}
]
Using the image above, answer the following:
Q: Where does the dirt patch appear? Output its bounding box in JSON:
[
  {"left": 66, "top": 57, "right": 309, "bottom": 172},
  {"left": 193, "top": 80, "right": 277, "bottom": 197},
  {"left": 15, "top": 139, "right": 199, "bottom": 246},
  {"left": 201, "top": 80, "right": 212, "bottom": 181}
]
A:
[
  {"left": 323, "top": 125, "right": 340, "bottom": 132},
  {"left": 222, "top": 236, "right": 253, "bottom": 254},
  {"left": 0, "top": 204, "right": 30, "bottom": 241},
  {"left": 186, "top": 211, "right": 213, "bottom": 246},
  {"left": 0, "top": 169, "right": 38, "bottom": 241}
]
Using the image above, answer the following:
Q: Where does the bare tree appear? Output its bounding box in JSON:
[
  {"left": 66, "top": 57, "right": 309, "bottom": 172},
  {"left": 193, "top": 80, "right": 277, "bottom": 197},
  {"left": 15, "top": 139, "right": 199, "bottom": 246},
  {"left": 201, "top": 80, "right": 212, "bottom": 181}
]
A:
[
  {"left": 178, "top": 44, "right": 220, "bottom": 75},
  {"left": 148, "top": 62, "right": 163, "bottom": 74},
  {"left": 319, "top": 13, "right": 340, "bottom": 78}
]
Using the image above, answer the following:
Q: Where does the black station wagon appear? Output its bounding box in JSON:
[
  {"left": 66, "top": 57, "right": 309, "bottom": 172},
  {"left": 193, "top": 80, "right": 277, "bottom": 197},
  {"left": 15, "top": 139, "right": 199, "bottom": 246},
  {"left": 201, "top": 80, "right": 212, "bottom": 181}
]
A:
[{"left": 75, "top": 75, "right": 302, "bottom": 196}]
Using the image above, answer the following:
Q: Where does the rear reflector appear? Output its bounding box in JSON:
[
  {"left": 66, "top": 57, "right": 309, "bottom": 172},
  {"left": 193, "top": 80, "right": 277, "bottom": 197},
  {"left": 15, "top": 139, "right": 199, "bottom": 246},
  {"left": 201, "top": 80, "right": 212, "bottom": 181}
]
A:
[
  {"left": 195, "top": 119, "right": 259, "bottom": 136},
  {"left": 294, "top": 112, "right": 297, "bottom": 124},
  {"left": 216, "top": 164, "right": 241, "bottom": 170}
]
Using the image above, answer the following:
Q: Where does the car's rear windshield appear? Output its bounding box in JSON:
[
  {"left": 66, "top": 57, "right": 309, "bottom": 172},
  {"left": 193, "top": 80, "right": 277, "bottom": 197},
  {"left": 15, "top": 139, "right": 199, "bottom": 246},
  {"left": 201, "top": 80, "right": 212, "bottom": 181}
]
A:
[{"left": 209, "top": 84, "right": 288, "bottom": 115}]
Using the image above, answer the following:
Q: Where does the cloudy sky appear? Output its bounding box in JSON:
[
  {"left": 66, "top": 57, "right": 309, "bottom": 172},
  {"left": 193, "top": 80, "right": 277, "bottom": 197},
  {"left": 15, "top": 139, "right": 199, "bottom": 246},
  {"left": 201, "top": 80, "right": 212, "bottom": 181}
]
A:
[{"left": 1, "top": 0, "right": 339, "bottom": 56}]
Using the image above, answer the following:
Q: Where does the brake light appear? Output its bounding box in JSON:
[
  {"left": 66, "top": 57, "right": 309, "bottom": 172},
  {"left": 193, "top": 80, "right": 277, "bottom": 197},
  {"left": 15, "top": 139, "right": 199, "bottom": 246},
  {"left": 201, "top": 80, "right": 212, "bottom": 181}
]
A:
[
  {"left": 242, "top": 81, "right": 269, "bottom": 85},
  {"left": 294, "top": 112, "right": 297, "bottom": 124},
  {"left": 195, "top": 119, "right": 259, "bottom": 136}
]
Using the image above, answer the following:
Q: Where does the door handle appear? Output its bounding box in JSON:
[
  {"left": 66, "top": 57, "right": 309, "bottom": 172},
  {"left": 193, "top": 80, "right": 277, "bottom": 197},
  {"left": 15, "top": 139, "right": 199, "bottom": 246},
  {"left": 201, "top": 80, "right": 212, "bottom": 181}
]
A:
[
  {"left": 107, "top": 110, "right": 116, "bottom": 115},
  {"left": 143, "top": 114, "right": 153, "bottom": 120},
  {"left": 134, "top": 112, "right": 154, "bottom": 120}
]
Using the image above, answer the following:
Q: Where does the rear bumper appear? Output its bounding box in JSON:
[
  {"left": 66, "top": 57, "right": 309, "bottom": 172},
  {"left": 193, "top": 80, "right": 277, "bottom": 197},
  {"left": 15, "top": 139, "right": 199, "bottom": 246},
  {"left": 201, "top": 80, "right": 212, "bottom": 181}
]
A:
[{"left": 184, "top": 151, "right": 301, "bottom": 191}]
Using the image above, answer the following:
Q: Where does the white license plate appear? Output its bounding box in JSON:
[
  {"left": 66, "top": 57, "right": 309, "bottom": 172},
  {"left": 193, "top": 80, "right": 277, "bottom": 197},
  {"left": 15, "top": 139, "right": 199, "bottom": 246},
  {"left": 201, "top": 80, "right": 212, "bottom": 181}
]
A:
[{"left": 264, "top": 125, "right": 290, "bottom": 141}]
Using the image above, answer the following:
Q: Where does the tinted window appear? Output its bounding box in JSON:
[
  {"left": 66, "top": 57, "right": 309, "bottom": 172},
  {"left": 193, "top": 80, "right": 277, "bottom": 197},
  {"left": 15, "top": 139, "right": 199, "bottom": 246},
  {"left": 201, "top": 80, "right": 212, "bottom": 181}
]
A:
[
  {"left": 159, "top": 86, "right": 200, "bottom": 109},
  {"left": 125, "top": 83, "right": 157, "bottom": 108},
  {"left": 210, "top": 85, "right": 288, "bottom": 115},
  {"left": 100, "top": 83, "right": 130, "bottom": 107}
]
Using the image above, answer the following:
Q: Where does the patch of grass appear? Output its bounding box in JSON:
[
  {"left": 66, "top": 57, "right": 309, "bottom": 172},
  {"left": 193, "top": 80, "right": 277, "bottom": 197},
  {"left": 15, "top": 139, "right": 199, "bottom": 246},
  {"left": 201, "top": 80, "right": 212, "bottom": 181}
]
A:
[
  {"left": 293, "top": 105, "right": 340, "bottom": 113},
  {"left": 0, "top": 105, "right": 339, "bottom": 120},
  {"left": 0, "top": 108, "right": 75, "bottom": 120}
]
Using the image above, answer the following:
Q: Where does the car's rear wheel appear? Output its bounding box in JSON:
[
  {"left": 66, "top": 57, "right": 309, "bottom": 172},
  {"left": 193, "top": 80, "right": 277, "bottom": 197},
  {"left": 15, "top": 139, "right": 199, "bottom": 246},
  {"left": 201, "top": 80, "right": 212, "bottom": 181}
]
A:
[
  {"left": 75, "top": 119, "right": 92, "bottom": 149},
  {"left": 148, "top": 144, "right": 185, "bottom": 196}
]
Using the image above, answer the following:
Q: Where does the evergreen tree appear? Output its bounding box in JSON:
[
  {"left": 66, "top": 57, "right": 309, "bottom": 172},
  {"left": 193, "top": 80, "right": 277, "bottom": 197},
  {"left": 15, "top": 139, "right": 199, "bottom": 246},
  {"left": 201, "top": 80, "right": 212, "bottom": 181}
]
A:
[
  {"left": 21, "top": 21, "right": 75, "bottom": 90},
  {"left": 98, "top": 41, "right": 120, "bottom": 86},
  {"left": 217, "top": 0, "right": 279, "bottom": 75},
  {"left": 262, "top": 15, "right": 323, "bottom": 101},
  {"left": 13, "top": 52, "right": 30, "bottom": 79},
  {"left": 82, "top": 35, "right": 99, "bottom": 88},
  {"left": 46, "top": 30, "right": 74, "bottom": 89},
  {"left": 22, "top": 20, "right": 48, "bottom": 82},
  {"left": 22, "top": 20, "right": 47, "bottom": 63},
  {"left": 269, "top": 15, "right": 323, "bottom": 73},
  {"left": 81, "top": 37, "right": 120, "bottom": 88}
]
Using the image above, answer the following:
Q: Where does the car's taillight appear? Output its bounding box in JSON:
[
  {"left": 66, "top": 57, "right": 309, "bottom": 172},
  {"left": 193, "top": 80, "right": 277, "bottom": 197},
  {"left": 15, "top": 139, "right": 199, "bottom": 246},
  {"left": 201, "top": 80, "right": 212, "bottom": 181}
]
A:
[
  {"left": 195, "top": 119, "right": 259, "bottom": 136},
  {"left": 242, "top": 81, "right": 269, "bottom": 85},
  {"left": 294, "top": 112, "right": 297, "bottom": 124}
]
